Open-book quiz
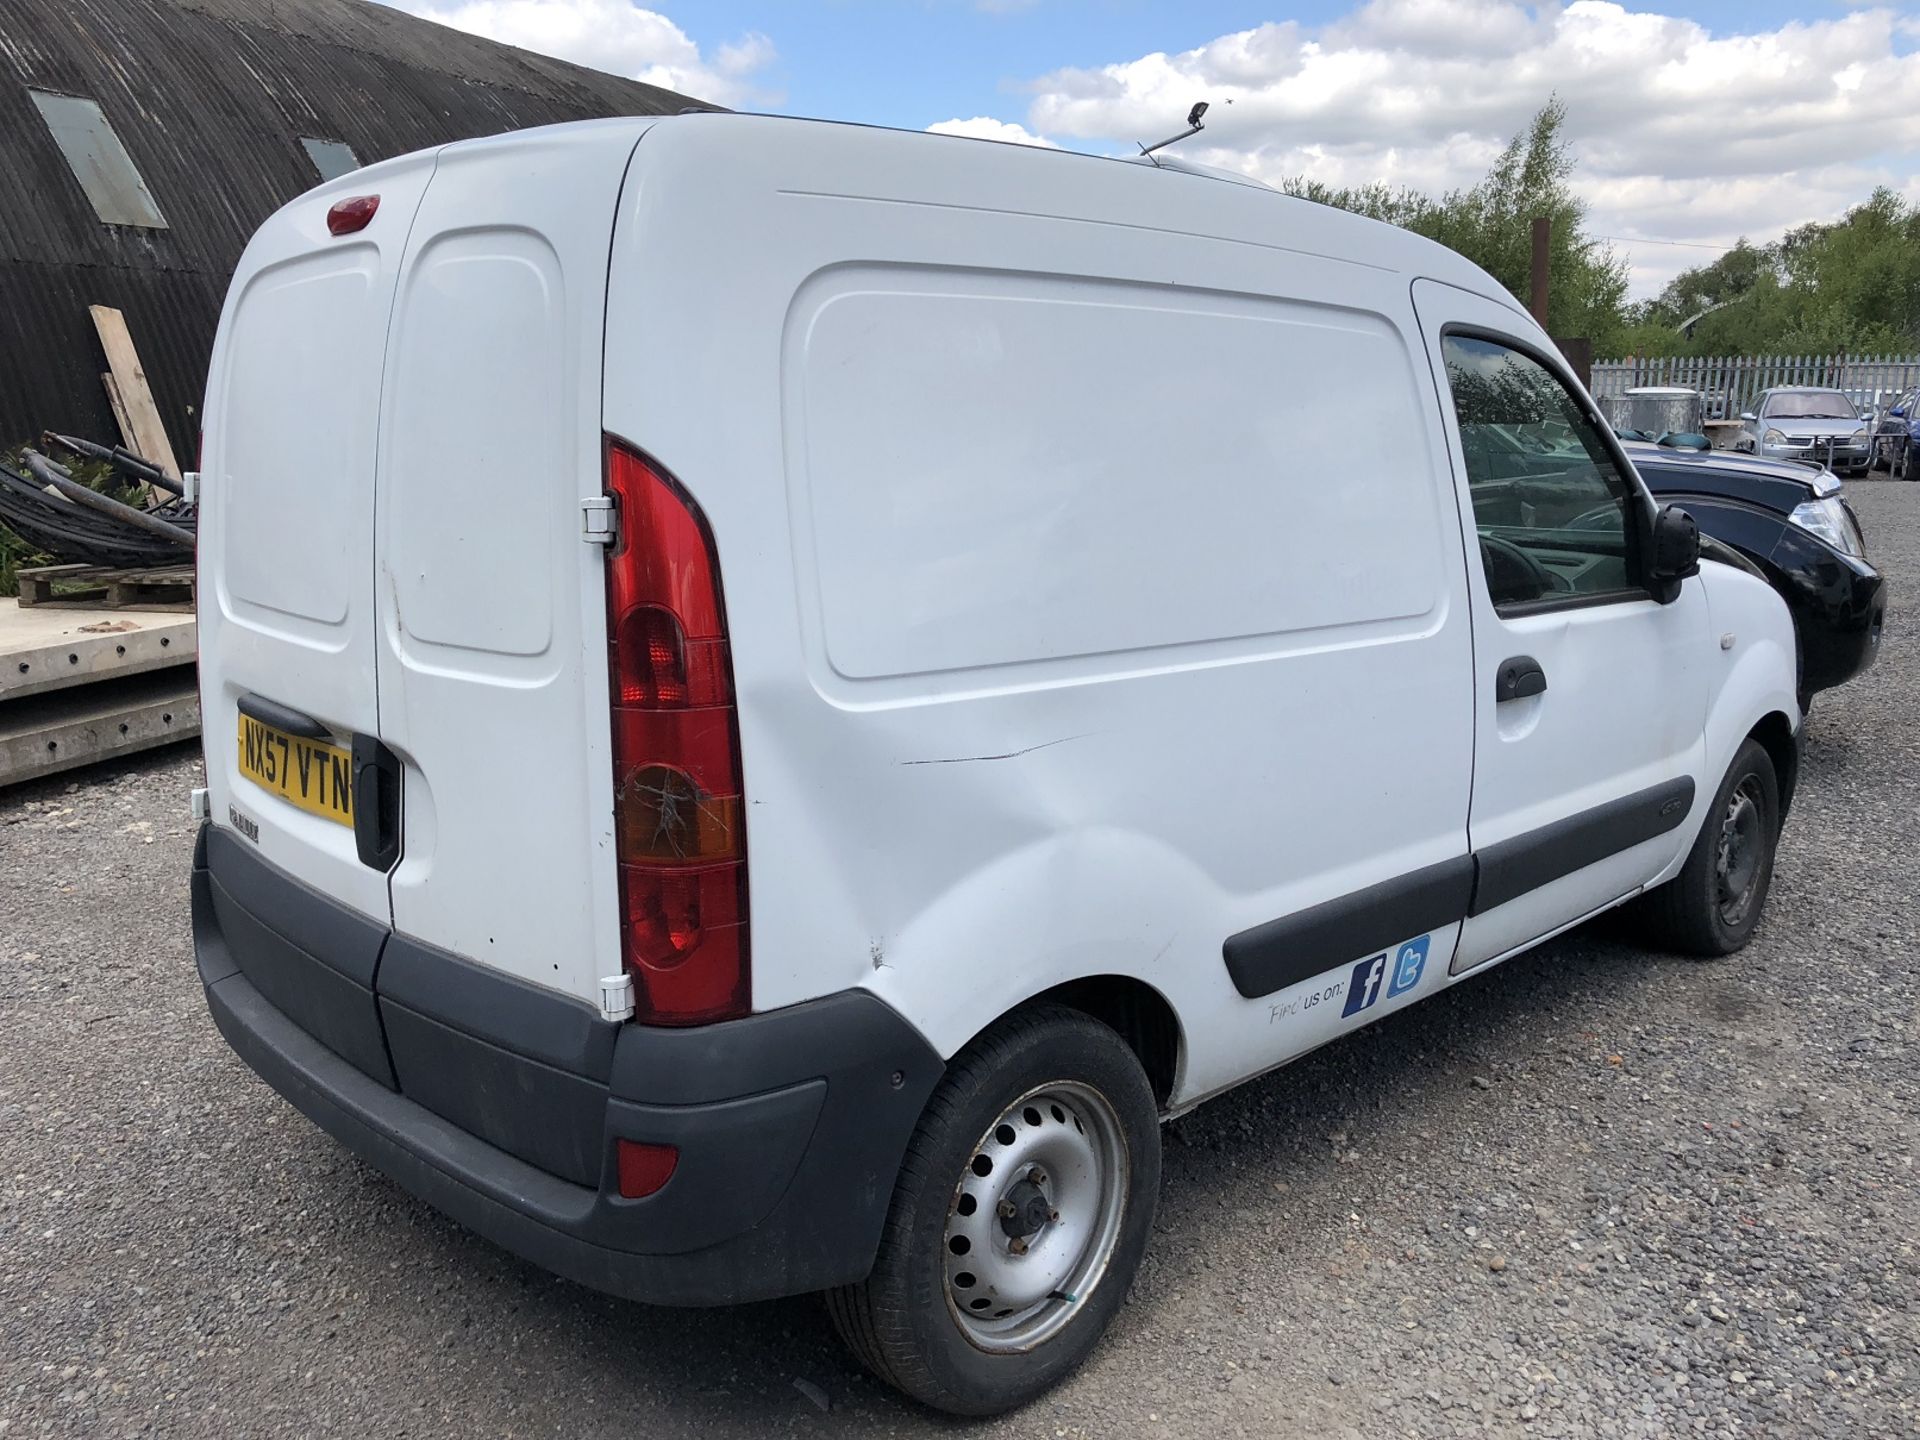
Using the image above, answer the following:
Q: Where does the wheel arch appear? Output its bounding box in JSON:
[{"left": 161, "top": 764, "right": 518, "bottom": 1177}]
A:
[
  {"left": 955, "top": 974, "right": 1185, "bottom": 1111},
  {"left": 1748, "top": 709, "right": 1799, "bottom": 822}
]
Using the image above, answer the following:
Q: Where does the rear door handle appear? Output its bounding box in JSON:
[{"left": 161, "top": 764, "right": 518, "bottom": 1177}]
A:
[
  {"left": 237, "top": 692, "right": 328, "bottom": 739},
  {"left": 1495, "top": 656, "right": 1547, "bottom": 703},
  {"left": 352, "top": 734, "right": 402, "bottom": 872}
]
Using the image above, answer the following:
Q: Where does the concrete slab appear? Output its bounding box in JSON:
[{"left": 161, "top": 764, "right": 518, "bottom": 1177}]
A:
[
  {"left": 0, "top": 598, "right": 196, "bottom": 702},
  {"left": 0, "top": 667, "right": 200, "bottom": 787}
]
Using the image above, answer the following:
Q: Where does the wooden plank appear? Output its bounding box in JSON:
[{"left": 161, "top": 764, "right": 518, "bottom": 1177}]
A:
[
  {"left": 101, "top": 370, "right": 136, "bottom": 454},
  {"left": 88, "top": 304, "right": 181, "bottom": 488},
  {"left": 99, "top": 369, "right": 151, "bottom": 506}
]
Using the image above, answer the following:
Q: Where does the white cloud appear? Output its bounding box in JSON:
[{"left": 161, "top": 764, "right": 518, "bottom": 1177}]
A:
[
  {"left": 984, "top": 1, "right": 1920, "bottom": 297},
  {"left": 380, "top": 1, "right": 778, "bottom": 108},
  {"left": 927, "top": 116, "right": 1060, "bottom": 148}
]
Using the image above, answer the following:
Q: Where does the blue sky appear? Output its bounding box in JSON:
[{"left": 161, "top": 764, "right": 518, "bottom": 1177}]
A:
[
  {"left": 665, "top": 0, "right": 1854, "bottom": 131},
  {"left": 686, "top": 2, "right": 1330, "bottom": 126},
  {"left": 386, "top": 1, "right": 1920, "bottom": 297}
]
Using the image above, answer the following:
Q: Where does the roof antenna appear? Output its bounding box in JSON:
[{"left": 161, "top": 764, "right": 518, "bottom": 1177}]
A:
[{"left": 1138, "top": 101, "right": 1209, "bottom": 165}]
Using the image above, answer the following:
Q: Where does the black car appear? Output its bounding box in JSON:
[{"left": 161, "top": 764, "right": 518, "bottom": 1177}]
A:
[{"left": 1623, "top": 443, "right": 1886, "bottom": 705}]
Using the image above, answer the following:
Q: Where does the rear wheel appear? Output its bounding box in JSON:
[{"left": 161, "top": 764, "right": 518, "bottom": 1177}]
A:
[
  {"left": 826, "top": 1004, "right": 1160, "bottom": 1416},
  {"left": 1631, "top": 738, "right": 1780, "bottom": 956}
]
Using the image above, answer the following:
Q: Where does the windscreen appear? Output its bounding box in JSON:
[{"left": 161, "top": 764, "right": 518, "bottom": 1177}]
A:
[{"left": 1763, "top": 392, "right": 1854, "bottom": 420}]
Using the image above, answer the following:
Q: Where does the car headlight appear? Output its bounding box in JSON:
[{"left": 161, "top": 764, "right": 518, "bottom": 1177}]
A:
[
  {"left": 1789, "top": 496, "right": 1863, "bottom": 557},
  {"left": 1762, "top": 427, "right": 1788, "bottom": 445},
  {"left": 1850, "top": 429, "right": 1869, "bottom": 445}
]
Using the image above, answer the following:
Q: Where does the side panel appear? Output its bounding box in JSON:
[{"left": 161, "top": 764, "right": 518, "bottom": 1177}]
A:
[
  {"left": 605, "top": 118, "right": 1478, "bottom": 1104},
  {"left": 198, "top": 155, "right": 438, "bottom": 920},
  {"left": 795, "top": 271, "right": 1442, "bottom": 681},
  {"left": 375, "top": 124, "right": 643, "bottom": 1009}
]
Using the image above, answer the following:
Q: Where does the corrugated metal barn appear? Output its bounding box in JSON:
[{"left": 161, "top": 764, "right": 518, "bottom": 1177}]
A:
[{"left": 0, "top": 0, "right": 700, "bottom": 457}]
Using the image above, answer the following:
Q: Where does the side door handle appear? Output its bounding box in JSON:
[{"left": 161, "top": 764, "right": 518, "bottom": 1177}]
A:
[{"left": 1495, "top": 656, "right": 1547, "bottom": 703}]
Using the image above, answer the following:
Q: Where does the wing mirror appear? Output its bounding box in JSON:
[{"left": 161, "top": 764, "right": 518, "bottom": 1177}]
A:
[
  {"left": 1894, "top": 404, "right": 1909, "bottom": 419},
  {"left": 1647, "top": 503, "right": 1700, "bottom": 605},
  {"left": 1740, "top": 411, "right": 1757, "bottom": 423}
]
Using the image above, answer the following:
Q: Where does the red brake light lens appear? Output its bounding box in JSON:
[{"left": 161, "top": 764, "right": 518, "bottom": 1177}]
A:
[
  {"left": 605, "top": 439, "right": 748, "bottom": 1026},
  {"left": 326, "top": 195, "right": 380, "bottom": 235}
]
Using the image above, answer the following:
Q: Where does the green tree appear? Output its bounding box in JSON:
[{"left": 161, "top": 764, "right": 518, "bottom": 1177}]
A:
[
  {"left": 1283, "top": 99, "right": 1631, "bottom": 348},
  {"left": 1624, "top": 189, "right": 1920, "bottom": 357}
]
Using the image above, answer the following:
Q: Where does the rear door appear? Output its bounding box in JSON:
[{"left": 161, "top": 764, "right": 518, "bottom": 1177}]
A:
[
  {"left": 199, "top": 156, "right": 440, "bottom": 921},
  {"left": 373, "top": 122, "right": 649, "bottom": 1010},
  {"left": 1412, "top": 280, "right": 1711, "bottom": 972}
]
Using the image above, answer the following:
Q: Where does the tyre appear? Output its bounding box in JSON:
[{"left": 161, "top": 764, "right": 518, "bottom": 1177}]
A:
[
  {"left": 826, "top": 1004, "right": 1161, "bottom": 1416},
  {"left": 1631, "top": 737, "right": 1780, "bottom": 956}
]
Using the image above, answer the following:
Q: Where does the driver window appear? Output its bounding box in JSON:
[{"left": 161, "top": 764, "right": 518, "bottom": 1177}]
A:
[{"left": 1441, "top": 334, "right": 1639, "bottom": 611}]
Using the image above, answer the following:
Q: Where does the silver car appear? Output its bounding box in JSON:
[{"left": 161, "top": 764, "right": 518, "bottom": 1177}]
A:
[{"left": 1736, "top": 387, "right": 1874, "bottom": 475}]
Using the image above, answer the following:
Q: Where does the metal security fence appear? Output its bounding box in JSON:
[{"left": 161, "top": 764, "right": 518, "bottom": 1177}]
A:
[{"left": 1590, "top": 353, "right": 1920, "bottom": 422}]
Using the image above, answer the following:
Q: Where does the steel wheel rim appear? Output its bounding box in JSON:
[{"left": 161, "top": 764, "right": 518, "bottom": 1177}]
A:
[
  {"left": 1715, "top": 777, "right": 1765, "bottom": 927},
  {"left": 943, "top": 1080, "right": 1129, "bottom": 1353}
]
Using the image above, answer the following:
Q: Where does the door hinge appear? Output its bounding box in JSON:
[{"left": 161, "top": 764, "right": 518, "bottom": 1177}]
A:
[
  {"left": 580, "top": 495, "right": 616, "bottom": 545},
  {"left": 598, "top": 973, "right": 635, "bottom": 1022}
]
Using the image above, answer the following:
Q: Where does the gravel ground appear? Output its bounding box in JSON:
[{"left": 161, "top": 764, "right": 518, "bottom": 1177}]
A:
[{"left": 4, "top": 484, "right": 1917, "bottom": 1440}]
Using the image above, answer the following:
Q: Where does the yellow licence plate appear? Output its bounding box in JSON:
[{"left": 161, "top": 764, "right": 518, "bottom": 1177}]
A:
[{"left": 237, "top": 714, "right": 354, "bottom": 827}]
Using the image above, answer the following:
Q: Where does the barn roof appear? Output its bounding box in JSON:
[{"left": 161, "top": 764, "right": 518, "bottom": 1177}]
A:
[{"left": 0, "top": 0, "right": 704, "bottom": 454}]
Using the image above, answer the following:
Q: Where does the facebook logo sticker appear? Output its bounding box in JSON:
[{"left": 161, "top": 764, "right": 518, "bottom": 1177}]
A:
[
  {"left": 1342, "top": 953, "right": 1388, "bottom": 1017},
  {"left": 1388, "top": 935, "right": 1431, "bottom": 998}
]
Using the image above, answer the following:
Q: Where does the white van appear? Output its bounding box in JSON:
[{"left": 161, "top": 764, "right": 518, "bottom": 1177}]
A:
[{"left": 192, "top": 114, "right": 1801, "bottom": 1415}]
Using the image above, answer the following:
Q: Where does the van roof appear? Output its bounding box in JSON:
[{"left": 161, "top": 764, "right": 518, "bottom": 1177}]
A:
[{"left": 426, "top": 111, "right": 1526, "bottom": 324}]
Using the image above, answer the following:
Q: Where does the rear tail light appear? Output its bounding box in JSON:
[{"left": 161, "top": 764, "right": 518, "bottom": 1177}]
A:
[{"left": 604, "top": 439, "right": 748, "bottom": 1025}]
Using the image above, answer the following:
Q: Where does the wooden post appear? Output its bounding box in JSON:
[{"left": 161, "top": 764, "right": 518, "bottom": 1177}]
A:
[{"left": 1529, "top": 217, "right": 1551, "bottom": 329}]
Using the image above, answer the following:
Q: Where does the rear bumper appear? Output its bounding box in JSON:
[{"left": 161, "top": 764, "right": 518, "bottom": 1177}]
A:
[{"left": 192, "top": 825, "right": 941, "bottom": 1306}]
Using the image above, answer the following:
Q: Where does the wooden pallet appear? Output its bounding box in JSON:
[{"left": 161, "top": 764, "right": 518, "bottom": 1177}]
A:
[{"left": 15, "top": 563, "right": 195, "bottom": 610}]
